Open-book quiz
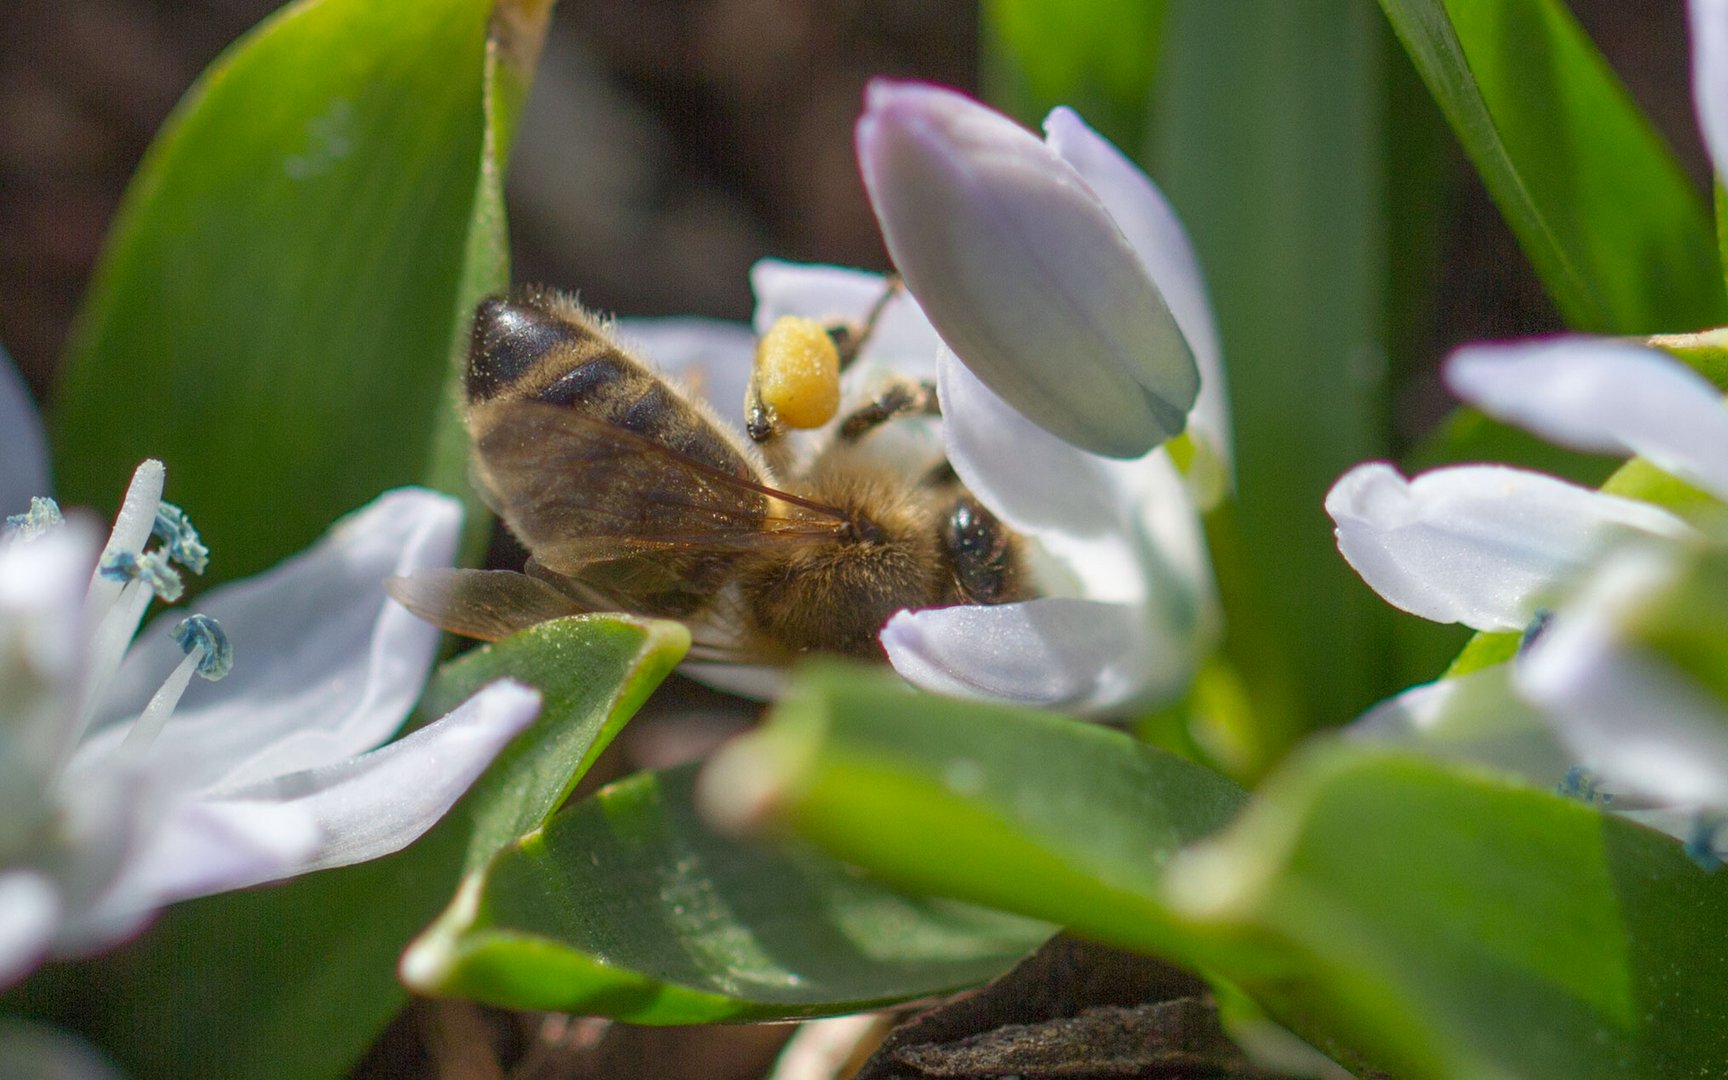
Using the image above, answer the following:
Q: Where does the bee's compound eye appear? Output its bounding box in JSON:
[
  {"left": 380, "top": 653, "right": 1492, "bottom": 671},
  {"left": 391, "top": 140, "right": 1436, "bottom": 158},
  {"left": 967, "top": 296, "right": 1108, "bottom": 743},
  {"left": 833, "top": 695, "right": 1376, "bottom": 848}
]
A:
[
  {"left": 468, "top": 297, "right": 581, "bottom": 401},
  {"left": 943, "top": 496, "right": 1016, "bottom": 604},
  {"left": 752, "top": 316, "right": 841, "bottom": 429}
]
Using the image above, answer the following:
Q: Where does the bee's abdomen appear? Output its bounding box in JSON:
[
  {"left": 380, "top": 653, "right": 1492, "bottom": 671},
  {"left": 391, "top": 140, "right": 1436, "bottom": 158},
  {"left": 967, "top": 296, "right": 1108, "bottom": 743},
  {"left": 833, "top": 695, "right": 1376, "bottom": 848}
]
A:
[
  {"left": 535, "top": 352, "right": 631, "bottom": 407},
  {"left": 469, "top": 292, "right": 754, "bottom": 480},
  {"left": 467, "top": 296, "right": 584, "bottom": 402}
]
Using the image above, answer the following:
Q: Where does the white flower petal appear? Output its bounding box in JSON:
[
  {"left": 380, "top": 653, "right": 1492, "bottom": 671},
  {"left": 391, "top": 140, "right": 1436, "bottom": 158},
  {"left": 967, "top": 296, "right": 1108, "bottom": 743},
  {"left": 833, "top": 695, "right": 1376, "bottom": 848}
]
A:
[
  {"left": 677, "top": 661, "right": 786, "bottom": 701},
  {"left": 615, "top": 316, "right": 757, "bottom": 418},
  {"left": 65, "top": 798, "right": 322, "bottom": 952},
  {"left": 749, "top": 259, "right": 945, "bottom": 376},
  {"left": 938, "top": 347, "right": 1129, "bottom": 541},
  {"left": 0, "top": 871, "right": 59, "bottom": 988},
  {"left": 1326, "top": 462, "right": 1690, "bottom": 630},
  {"left": 0, "top": 521, "right": 100, "bottom": 832},
  {"left": 213, "top": 679, "right": 541, "bottom": 874},
  {"left": 1520, "top": 547, "right": 1728, "bottom": 809},
  {"left": 857, "top": 80, "right": 1197, "bottom": 457},
  {"left": 74, "top": 489, "right": 462, "bottom": 791},
  {"left": 0, "top": 347, "right": 49, "bottom": 513},
  {"left": 46, "top": 760, "right": 165, "bottom": 949},
  {"left": 1691, "top": 0, "right": 1728, "bottom": 180},
  {"left": 882, "top": 597, "right": 1176, "bottom": 713},
  {"left": 937, "top": 345, "right": 1216, "bottom": 697},
  {"left": 1448, "top": 337, "right": 1728, "bottom": 502},
  {"left": 1348, "top": 665, "right": 1572, "bottom": 785},
  {"left": 1044, "top": 106, "right": 1232, "bottom": 495}
]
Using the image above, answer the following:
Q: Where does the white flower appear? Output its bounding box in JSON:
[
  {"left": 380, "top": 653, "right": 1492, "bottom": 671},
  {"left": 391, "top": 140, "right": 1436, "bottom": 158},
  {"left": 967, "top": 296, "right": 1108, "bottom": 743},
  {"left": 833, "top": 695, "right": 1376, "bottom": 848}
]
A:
[
  {"left": 1350, "top": 550, "right": 1728, "bottom": 863},
  {"left": 1331, "top": 336, "right": 1728, "bottom": 856},
  {"left": 1326, "top": 338, "right": 1715, "bottom": 631},
  {"left": 1690, "top": 0, "right": 1728, "bottom": 183},
  {"left": 616, "top": 93, "right": 1229, "bottom": 714},
  {"left": 855, "top": 79, "right": 1220, "bottom": 465},
  {"left": 1515, "top": 543, "right": 1728, "bottom": 814},
  {"left": 0, "top": 359, "right": 541, "bottom": 986},
  {"left": 1336, "top": 0, "right": 1728, "bottom": 860},
  {"left": 627, "top": 254, "right": 1219, "bottom": 714}
]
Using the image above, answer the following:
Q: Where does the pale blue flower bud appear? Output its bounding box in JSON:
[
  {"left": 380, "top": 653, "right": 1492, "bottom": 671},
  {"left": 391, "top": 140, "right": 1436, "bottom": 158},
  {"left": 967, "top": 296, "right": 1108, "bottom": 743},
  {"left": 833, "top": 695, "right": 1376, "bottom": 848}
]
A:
[{"left": 856, "top": 80, "right": 1198, "bottom": 458}]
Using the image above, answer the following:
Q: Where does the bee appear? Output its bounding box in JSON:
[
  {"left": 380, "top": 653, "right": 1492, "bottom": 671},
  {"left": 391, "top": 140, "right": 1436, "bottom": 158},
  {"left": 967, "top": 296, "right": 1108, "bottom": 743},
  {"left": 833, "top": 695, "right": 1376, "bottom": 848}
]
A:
[{"left": 387, "top": 287, "right": 1028, "bottom": 665}]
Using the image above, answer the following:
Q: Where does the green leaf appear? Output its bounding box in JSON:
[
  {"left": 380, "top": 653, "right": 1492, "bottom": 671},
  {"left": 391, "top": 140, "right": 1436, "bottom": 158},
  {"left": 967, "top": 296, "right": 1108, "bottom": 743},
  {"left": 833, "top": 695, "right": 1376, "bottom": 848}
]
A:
[
  {"left": 1648, "top": 327, "right": 1728, "bottom": 392},
  {"left": 716, "top": 668, "right": 1728, "bottom": 1078},
  {"left": 1152, "top": 1, "right": 1396, "bottom": 744},
  {"left": 981, "top": 0, "right": 1167, "bottom": 152},
  {"left": 1169, "top": 749, "right": 1728, "bottom": 1079},
  {"left": 1378, "top": 0, "right": 1725, "bottom": 334},
  {"left": 10, "top": 615, "right": 686, "bottom": 1080},
  {"left": 702, "top": 664, "right": 1249, "bottom": 956},
  {"left": 426, "top": 615, "right": 691, "bottom": 873},
  {"left": 52, "top": 0, "right": 549, "bottom": 588},
  {"left": 404, "top": 764, "right": 1053, "bottom": 1022}
]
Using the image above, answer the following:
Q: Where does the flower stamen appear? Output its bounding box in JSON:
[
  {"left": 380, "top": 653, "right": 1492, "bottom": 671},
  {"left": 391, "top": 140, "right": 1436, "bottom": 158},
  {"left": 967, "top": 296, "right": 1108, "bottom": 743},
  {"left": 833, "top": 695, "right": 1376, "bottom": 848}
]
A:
[
  {"left": 1685, "top": 814, "right": 1724, "bottom": 872},
  {"left": 3, "top": 497, "right": 63, "bottom": 542},
  {"left": 1518, "top": 609, "right": 1553, "bottom": 655},
  {"left": 171, "top": 614, "right": 232, "bottom": 681},
  {"left": 117, "top": 615, "right": 231, "bottom": 758},
  {"left": 99, "top": 550, "right": 184, "bottom": 603},
  {"left": 89, "top": 461, "right": 165, "bottom": 613},
  {"left": 1556, "top": 765, "right": 1613, "bottom": 806},
  {"left": 152, "top": 502, "right": 209, "bottom": 575}
]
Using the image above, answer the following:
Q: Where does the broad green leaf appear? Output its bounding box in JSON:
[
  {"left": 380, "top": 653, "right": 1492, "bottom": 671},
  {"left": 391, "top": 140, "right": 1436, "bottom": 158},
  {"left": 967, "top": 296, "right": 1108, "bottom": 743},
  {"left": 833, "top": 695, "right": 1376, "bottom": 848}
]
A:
[
  {"left": 1152, "top": 1, "right": 1395, "bottom": 745},
  {"left": 981, "top": 0, "right": 1167, "bottom": 152},
  {"left": 702, "top": 665, "right": 1249, "bottom": 956},
  {"left": 1169, "top": 749, "right": 1728, "bottom": 1078},
  {"left": 52, "top": 0, "right": 549, "bottom": 587},
  {"left": 716, "top": 668, "right": 1728, "bottom": 1078},
  {"left": 1378, "top": 0, "right": 1725, "bottom": 334},
  {"left": 404, "top": 764, "right": 1053, "bottom": 1022},
  {"left": 426, "top": 615, "right": 690, "bottom": 873},
  {"left": 9, "top": 615, "right": 686, "bottom": 1080}
]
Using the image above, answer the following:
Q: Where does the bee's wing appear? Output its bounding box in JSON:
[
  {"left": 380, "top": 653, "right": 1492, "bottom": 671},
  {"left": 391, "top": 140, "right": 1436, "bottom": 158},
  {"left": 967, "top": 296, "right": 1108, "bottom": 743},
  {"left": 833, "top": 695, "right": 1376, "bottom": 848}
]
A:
[
  {"left": 470, "top": 400, "right": 850, "bottom": 573},
  {"left": 385, "top": 568, "right": 585, "bottom": 641}
]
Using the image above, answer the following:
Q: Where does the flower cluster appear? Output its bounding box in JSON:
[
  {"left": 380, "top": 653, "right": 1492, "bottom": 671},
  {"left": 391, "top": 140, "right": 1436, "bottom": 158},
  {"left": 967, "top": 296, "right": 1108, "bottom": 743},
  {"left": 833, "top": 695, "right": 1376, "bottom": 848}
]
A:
[
  {"left": 623, "top": 81, "right": 1230, "bottom": 714},
  {"left": 1331, "top": 338, "right": 1728, "bottom": 859},
  {"left": 1324, "top": 0, "right": 1728, "bottom": 859},
  {"left": 0, "top": 360, "right": 540, "bottom": 985}
]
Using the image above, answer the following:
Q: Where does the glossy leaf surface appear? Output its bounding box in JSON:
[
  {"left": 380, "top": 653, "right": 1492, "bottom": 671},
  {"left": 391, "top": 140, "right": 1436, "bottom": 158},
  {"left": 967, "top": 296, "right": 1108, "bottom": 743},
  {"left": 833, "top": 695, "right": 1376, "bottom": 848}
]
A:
[
  {"left": 405, "top": 764, "right": 1053, "bottom": 1022},
  {"left": 52, "top": 0, "right": 550, "bottom": 586}
]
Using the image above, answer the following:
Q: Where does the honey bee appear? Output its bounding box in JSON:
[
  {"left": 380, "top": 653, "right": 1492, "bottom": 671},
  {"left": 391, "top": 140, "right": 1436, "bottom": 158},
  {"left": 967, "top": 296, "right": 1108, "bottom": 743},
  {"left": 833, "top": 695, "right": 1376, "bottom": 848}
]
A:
[{"left": 387, "top": 287, "right": 1028, "bottom": 665}]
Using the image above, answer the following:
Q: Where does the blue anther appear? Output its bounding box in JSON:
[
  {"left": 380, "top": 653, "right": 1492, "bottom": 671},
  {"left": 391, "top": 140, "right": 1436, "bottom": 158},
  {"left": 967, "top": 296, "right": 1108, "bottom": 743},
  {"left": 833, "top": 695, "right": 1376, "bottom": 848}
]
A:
[
  {"left": 100, "top": 549, "right": 184, "bottom": 603},
  {"left": 3, "top": 497, "right": 63, "bottom": 541},
  {"left": 1556, "top": 765, "right": 1613, "bottom": 807},
  {"left": 152, "top": 502, "right": 210, "bottom": 575},
  {"left": 171, "top": 614, "right": 232, "bottom": 680},
  {"left": 1685, "top": 815, "right": 1724, "bottom": 872},
  {"left": 1518, "top": 609, "right": 1554, "bottom": 656}
]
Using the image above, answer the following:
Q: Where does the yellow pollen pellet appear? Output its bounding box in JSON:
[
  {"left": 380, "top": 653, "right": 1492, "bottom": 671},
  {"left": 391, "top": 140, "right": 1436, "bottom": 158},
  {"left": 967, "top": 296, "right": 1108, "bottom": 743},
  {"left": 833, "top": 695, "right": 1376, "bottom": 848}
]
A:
[{"left": 753, "top": 315, "right": 841, "bottom": 429}]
